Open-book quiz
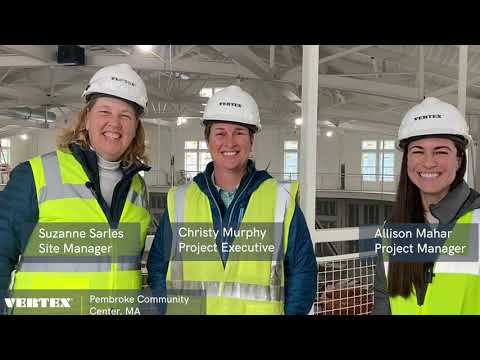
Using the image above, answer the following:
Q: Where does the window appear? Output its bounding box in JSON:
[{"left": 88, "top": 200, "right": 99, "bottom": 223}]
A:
[
  {"left": 361, "top": 140, "right": 395, "bottom": 182},
  {"left": 380, "top": 140, "right": 395, "bottom": 182},
  {"left": 0, "top": 138, "right": 11, "bottom": 165},
  {"left": 361, "top": 153, "right": 377, "bottom": 182},
  {"left": 184, "top": 140, "right": 212, "bottom": 176},
  {"left": 284, "top": 140, "right": 298, "bottom": 180}
]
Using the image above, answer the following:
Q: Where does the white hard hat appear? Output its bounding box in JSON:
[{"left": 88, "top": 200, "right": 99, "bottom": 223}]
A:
[
  {"left": 397, "top": 97, "right": 472, "bottom": 149},
  {"left": 202, "top": 85, "right": 261, "bottom": 132},
  {"left": 82, "top": 63, "right": 148, "bottom": 114}
]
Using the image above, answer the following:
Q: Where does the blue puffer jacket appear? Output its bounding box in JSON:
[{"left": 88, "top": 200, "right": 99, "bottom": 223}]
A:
[{"left": 147, "top": 160, "right": 318, "bottom": 315}]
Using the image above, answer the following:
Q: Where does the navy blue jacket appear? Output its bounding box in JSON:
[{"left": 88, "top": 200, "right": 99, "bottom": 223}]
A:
[
  {"left": 147, "top": 160, "right": 317, "bottom": 315},
  {"left": 0, "top": 144, "right": 149, "bottom": 295}
]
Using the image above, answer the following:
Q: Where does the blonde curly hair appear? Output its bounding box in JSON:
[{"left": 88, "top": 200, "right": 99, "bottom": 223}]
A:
[{"left": 57, "top": 97, "right": 149, "bottom": 167}]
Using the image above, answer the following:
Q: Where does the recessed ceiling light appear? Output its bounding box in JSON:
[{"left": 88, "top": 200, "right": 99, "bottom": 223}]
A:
[
  {"left": 138, "top": 45, "right": 152, "bottom": 52},
  {"left": 177, "top": 117, "right": 188, "bottom": 126}
]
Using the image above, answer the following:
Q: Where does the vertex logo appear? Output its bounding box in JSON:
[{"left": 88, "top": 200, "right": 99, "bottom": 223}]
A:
[
  {"left": 111, "top": 76, "right": 136, "bottom": 87},
  {"left": 219, "top": 102, "right": 242, "bottom": 108},
  {"left": 4, "top": 298, "right": 72, "bottom": 308},
  {"left": 414, "top": 114, "right": 442, "bottom": 121}
]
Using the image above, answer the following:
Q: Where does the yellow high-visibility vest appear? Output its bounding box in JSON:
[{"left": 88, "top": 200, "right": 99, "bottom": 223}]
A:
[
  {"left": 166, "top": 178, "right": 298, "bottom": 315},
  {"left": 389, "top": 210, "right": 480, "bottom": 314},
  {"left": 12, "top": 149, "right": 151, "bottom": 293}
]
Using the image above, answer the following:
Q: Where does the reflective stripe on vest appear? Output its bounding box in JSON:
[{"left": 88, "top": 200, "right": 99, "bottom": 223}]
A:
[
  {"left": 389, "top": 209, "right": 480, "bottom": 315},
  {"left": 38, "top": 152, "right": 94, "bottom": 204},
  {"left": 167, "top": 280, "right": 284, "bottom": 302},
  {"left": 434, "top": 209, "right": 480, "bottom": 275},
  {"left": 13, "top": 150, "right": 150, "bottom": 291},
  {"left": 169, "top": 185, "right": 188, "bottom": 282},
  {"left": 17, "top": 258, "right": 112, "bottom": 272},
  {"left": 166, "top": 179, "right": 296, "bottom": 308},
  {"left": 18, "top": 254, "right": 141, "bottom": 273},
  {"left": 38, "top": 151, "right": 147, "bottom": 209}
]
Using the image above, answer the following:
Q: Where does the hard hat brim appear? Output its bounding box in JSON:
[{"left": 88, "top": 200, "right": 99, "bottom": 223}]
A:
[
  {"left": 397, "top": 133, "right": 470, "bottom": 151},
  {"left": 85, "top": 93, "right": 144, "bottom": 116},
  {"left": 202, "top": 119, "right": 260, "bottom": 133}
]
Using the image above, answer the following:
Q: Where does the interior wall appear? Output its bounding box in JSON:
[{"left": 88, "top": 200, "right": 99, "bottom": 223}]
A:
[
  {"left": 9, "top": 129, "right": 57, "bottom": 167},
  {"left": 142, "top": 122, "right": 172, "bottom": 186},
  {"left": 10, "top": 135, "right": 34, "bottom": 167},
  {"left": 35, "top": 129, "right": 58, "bottom": 156},
  {"left": 254, "top": 125, "right": 299, "bottom": 174}
]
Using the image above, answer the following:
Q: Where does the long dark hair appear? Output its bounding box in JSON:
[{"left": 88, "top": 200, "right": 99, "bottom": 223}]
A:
[{"left": 387, "top": 135, "right": 467, "bottom": 297}]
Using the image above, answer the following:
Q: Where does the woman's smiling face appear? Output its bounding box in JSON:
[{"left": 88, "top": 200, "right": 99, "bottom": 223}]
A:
[
  {"left": 85, "top": 96, "right": 138, "bottom": 161},
  {"left": 407, "top": 137, "right": 461, "bottom": 204}
]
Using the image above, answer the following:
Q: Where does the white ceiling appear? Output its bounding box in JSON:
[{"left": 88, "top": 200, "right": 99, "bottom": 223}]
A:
[{"left": 1, "top": 45, "right": 480, "bottom": 138}]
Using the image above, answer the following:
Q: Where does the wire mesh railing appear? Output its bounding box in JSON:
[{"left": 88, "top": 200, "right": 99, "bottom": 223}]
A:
[{"left": 315, "top": 253, "right": 376, "bottom": 315}]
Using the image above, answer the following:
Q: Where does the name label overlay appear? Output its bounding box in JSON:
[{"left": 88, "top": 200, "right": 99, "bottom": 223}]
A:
[
  {"left": 20, "top": 222, "right": 142, "bottom": 262},
  {"left": 169, "top": 223, "right": 284, "bottom": 262},
  {"left": 2, "top": 289, "right": 205, "bottom": 315},
  {"left": 359, "top": 223, "right": 478, "bottom": 262}
]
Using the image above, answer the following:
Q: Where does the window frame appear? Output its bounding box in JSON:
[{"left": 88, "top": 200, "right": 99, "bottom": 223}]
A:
[
  {"left": 283, "top": 140, "right": 298, "bottom": 181},
  {"left": 361, "top": 139, "right": 395, "bottom": 183},
  {"left": 184, "top": 140, "right": 212, "bottom": 176}
]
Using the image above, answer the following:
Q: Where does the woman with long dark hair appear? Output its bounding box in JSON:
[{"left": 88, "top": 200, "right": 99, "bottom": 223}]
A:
[{"left": 387, "top": 97, "right": 480, "bottom": 314}]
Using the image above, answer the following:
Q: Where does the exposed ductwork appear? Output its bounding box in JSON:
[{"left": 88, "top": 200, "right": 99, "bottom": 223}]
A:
[{"left": 0, "top": 107, "right": 57, "bottom": 124}]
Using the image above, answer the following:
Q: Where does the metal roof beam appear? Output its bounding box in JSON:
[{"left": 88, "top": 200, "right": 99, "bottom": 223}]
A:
[
  {"left": 318, "top": 75, "right": 418, "bottom": 101},
  {"left": 172, "top": 45, "right": 197, "bottom": 62},
  {"left": 0, "top": 56, "right": 53, "bottom": 67},
  {"left": 427, "top": 74, "right": 480, "bottom": 98},
  {"left": 0, "top": 45, "right": 56, "bottom": 64},
  {"left": 328, "top": 45, "right": 480, "bottom": 80},
  {"left": 210, "top": 45, "right": 275, "bottom": 80},
  {"left": 318, "top": 45, "right": 375, "bottom": 65},
  {"left": 86, "top": 55, "right": 260, "bottom": 78},
  {"left": 318, "top": 107, "right": 401, "bottom": 126}
]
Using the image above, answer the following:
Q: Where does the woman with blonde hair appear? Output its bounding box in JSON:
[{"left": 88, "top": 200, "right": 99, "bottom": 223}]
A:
[{"left": 0, "top": 63, "right": 152, "bottom": 314}]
